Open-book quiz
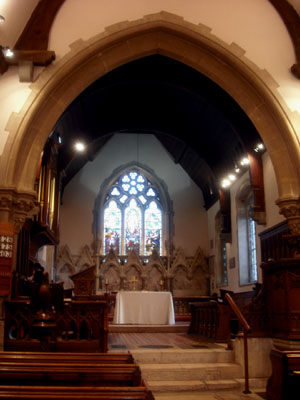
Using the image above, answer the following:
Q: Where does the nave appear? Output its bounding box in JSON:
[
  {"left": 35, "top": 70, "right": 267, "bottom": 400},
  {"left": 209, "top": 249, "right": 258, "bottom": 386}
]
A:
[{"left": 108, "top": 325, "right": 267, "bottom": 400}]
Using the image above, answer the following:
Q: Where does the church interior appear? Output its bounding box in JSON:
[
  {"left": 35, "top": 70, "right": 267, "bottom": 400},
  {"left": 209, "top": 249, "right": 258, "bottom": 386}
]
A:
[{"left": 1, "top": 1, "right": 300, "bottom": 399}]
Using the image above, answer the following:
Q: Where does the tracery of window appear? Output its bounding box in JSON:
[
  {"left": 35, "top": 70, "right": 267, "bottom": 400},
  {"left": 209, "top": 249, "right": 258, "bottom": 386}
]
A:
[{"left": 103, "top": 169, "right": 163, "bottom": 255}]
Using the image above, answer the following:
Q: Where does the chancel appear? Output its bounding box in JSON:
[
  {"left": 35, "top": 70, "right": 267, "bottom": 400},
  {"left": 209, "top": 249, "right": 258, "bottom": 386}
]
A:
[{"left": 1, "top": 1, "right": 300, "bottom": 400}]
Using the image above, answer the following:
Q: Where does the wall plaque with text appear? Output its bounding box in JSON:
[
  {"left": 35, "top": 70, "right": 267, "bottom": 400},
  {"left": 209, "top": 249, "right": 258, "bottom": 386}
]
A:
[{"left": 0, "top": 223, "right": 14, "bottom": 296}]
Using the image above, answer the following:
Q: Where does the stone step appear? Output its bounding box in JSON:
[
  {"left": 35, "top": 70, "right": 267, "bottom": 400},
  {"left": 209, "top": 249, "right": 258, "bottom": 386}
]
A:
[
  {"left": 131, "top": 348, "right": 235, "bottom": 364},
  {"left": 152, "top": 378, "right": 268, "bottom": 399},
  {"left": 148, "top": 378, "right": 241, "bottom": 392},
  {"left": 139, "top": 362, "right": 242, "bottom": 381},
  {"left": 109, "top": 323, "right": 189, "bottom": 333}
]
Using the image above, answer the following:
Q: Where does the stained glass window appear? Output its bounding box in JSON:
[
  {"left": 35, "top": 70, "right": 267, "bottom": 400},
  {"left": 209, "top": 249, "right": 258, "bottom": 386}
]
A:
[
  {"left": 103, "top": 169, "right": 162, "bottom": 255},
  {"left": 104, "top": 200, "right": 121, "bottom": 254},
  {"left": 125, "top": 199, "right": 141, "bottom": 254},
  {"left": 145, "top": 201, "right": 162, "bottom": 255}
]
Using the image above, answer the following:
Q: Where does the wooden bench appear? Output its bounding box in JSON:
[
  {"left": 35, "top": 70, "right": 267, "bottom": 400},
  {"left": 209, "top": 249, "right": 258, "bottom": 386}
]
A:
[
  {"left": 0, "top": 362, "right": 142, "bottom": 387},
  {"left": 0, "top": 351, "right": 134, "bottom": 364},
  {"left": 267, "top": 349, "right": 300, "bottom": 400},
  {"left": 0, "top": 385, "right": 154, "bottom": 399}
]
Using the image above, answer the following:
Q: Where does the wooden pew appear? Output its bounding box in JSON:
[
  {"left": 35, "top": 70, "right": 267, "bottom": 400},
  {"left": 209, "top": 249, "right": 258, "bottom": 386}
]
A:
[
  {"left": 0, "top": 362, "right": 142, "bottom": 387},
  {"left": 0, "top": 352, "right": 154, "bottom": 399},
  {"left": 0, "top": 385, "right": 154, "bottom": 400},
  {"left": 0, "top": 351, "right": 134, "bottom": 364},
  {"left": 267, "top": 349, "right": 300, "bottom": 400}
]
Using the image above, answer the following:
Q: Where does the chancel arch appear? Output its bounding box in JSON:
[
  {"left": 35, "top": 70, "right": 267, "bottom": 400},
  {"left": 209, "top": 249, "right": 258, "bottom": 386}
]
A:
[{"left": 1, "top": 12, "right": 300, "bottom": 235}]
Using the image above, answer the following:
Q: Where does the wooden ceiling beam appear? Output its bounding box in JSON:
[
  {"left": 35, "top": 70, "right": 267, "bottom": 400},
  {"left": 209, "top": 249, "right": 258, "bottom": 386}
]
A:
[
  {"left": 14, "top": 0, "right": 65, "bottom": 51},
  {"left": 2, "top": 0, "right": 65, "bottom": 80}
]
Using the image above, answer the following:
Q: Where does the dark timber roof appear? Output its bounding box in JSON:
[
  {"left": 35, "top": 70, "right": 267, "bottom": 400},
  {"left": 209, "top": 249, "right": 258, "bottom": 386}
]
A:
[{"left": 53, "top": 55, "right": 262, "bottom": 209}]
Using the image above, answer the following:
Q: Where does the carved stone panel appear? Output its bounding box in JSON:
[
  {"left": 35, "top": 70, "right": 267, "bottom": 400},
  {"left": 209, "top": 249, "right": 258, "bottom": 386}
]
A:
[{"left": 144, "top": 265, "right": 163, "bottom": 291}]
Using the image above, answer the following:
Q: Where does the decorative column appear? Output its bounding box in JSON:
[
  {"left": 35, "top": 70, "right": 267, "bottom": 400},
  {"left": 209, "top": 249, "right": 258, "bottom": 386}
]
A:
[
  {"left": 0, "top": 188, "right": 38, "bottom": 234},
  {"left": 276, "top": 196, "right": 300, "bottom": 236}
]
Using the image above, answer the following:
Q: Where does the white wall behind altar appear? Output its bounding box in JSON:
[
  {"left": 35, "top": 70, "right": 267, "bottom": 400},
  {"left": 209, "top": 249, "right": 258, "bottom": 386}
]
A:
[
  {"left": 59, "top": 133, "right": 209, "bottom": 258},
  {"left": 59, "top": 132, "right": 282, "bottom": 294}
]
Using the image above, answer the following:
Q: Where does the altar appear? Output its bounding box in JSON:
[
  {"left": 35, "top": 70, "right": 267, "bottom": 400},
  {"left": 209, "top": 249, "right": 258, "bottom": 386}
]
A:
[{"left": 113, "top": 291, "right": 175, "bottom": 325}]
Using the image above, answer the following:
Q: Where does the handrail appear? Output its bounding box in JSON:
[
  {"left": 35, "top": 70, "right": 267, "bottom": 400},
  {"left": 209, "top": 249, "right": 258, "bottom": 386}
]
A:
[
  {"left": 225, "top": 293, "right": 251, "bottom": 332},
  {"left": 225, "top": 293, "right": 251, "bottom": 394}
]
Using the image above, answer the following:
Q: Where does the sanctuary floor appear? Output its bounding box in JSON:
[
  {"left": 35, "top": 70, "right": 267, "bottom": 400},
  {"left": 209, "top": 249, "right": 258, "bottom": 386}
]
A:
[{"left": 108, "top": 331, "right": 222, "bottom": 351}]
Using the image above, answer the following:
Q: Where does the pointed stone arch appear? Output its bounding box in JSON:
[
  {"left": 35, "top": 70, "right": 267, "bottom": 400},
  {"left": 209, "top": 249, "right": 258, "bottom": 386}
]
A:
[
  {"left": 2, "top": 11, "right": 300, "bottom": 230},
  {"left": 56, "top": 245, "right": 76, "bottom": 274},
  {"left": 76, "top": 245, "right": 94, "bottom": 271}
]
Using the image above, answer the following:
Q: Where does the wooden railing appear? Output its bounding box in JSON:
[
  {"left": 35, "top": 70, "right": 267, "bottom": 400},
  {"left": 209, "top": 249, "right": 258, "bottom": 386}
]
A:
[
  {"left": 4, "top": 299, "right": 108, "bottom": 352},
  {"left": 225, "top": 293, "right": 251, "bottom": 394},
  {"left": 188, "top": 301, "right": 231, "bottom": 342}
]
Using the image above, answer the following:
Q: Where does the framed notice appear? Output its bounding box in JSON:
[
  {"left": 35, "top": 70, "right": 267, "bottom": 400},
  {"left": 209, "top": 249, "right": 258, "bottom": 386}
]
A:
[{"left": 0, "top": 222, "right": 14, "bottom": 296}]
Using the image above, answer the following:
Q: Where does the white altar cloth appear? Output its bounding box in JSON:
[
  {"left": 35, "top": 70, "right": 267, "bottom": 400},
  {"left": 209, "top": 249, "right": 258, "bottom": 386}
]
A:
[{"left": 113, "top": 291, "right": 175, "bottom": 325}]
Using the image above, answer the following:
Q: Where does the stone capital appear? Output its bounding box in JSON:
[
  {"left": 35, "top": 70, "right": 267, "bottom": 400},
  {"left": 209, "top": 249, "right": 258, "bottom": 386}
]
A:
[
  {"left": 276, "top": 196, "right": 300, "bottom": 234},
  {"left": 0, "top": 187, "right": 39, "bottom": 233}
]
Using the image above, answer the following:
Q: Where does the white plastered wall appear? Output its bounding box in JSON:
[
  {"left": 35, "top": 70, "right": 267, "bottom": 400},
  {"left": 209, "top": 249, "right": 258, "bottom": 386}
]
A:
[{"left": 208, "top": 151, "right": 282, "bottom": 294}]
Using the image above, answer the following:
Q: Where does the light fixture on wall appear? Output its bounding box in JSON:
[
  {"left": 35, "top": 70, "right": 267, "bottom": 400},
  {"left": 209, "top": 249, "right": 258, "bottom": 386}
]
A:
[
  {"left": 240, "top": 157, "right": 250, "bottom": 166},
  {"left": 254, "top": 143, "right": 264, "bottom": 153},
  {"left": 74, "top": 141, "right": 86, "bottom": 152},
  {"left": 234, "top": 165, "right": 241, "bottom": 174},
  {"left": 0, "top": 46, "right": 14, "bottom": 57},
  {"left": 221, "top": 178, "right": 231, "bottom": 188}
]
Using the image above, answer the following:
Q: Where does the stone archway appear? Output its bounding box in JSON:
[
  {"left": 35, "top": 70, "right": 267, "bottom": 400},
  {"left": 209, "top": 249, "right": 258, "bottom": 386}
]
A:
[{"left": 2, "top": 12, "right": 300, "bottom": 230}]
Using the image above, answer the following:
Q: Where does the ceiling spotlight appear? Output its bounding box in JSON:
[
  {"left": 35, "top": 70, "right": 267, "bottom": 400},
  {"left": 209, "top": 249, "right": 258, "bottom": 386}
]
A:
[
  {"left": 74, "top": 142, "right": 85, "bottom": 152},
  {"left": 0, "top": 15, "right": 5, "bottom": 23},
  {"left": 228, "top": 174, "right": 236, "bottom": 182},
  {"left": 234, "top": 165, "right": 241, "bottom": 174},
  {"left": 254, "top": 143, "right": 264, "bottom": 152},
  {"left": 240, "top": 157, "right": 250, "bottom": 166}
]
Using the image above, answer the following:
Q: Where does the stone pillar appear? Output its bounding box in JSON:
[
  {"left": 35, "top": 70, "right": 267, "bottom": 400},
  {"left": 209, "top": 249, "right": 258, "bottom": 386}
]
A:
[
  {"left": 0, "top": 188, "right": 38, "bottom": 234},
  {"left": 276, "top": 196, "right": 300, "bottom": 235}
]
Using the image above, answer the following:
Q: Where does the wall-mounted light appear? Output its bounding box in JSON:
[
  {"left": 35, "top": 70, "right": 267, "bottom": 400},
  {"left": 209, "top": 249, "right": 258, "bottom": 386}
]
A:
[
  {"left": 254, "top": 143, "right": 264, "bottom": 152},
  {"left": 221, "top": 178, "right": 231, "bottom": 188},
  {"left": 240, "top": 157, "right": 250, "bottom": 166},
  {"left": 0, "top": 46, "right": 14, "bottom": 58},
  {"left": 74, "top": 141, "right": 86, "bottom": 152}
]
